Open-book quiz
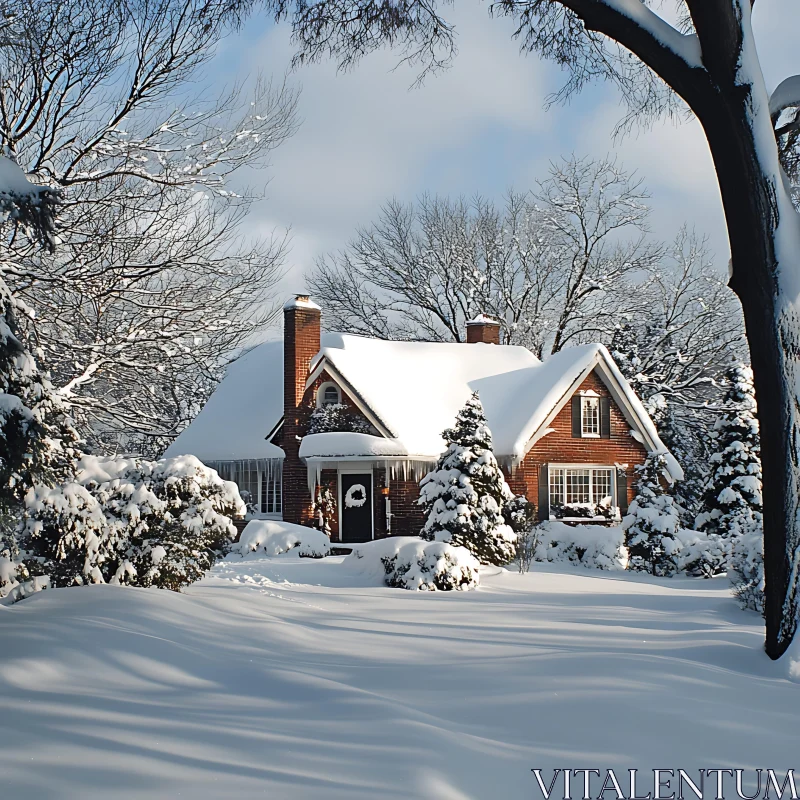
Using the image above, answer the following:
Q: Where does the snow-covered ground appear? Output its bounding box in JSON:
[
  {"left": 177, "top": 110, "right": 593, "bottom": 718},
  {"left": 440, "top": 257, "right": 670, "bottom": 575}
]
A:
[{"left": 0, "top": 555, "right": 795, "bottom": 799}]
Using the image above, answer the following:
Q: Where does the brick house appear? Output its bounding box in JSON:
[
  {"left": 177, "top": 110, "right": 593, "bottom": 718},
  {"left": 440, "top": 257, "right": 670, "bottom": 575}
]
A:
[{"left": 166, "top": 295, "right": 682, "bottom": 543}]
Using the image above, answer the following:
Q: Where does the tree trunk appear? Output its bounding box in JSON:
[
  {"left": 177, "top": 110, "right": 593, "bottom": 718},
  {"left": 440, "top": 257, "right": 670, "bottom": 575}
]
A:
[{"left": 699, "top": 76, "right": 800, "bottom": 659}]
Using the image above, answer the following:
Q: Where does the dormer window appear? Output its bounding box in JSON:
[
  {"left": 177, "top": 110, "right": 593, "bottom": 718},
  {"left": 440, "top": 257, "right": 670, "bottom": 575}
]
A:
[
  {"left": 581, "top": 396, "right": 600, "bottom": 437},
  {"left": 318, "top": 381, "right": 341, "bottom": 408}
]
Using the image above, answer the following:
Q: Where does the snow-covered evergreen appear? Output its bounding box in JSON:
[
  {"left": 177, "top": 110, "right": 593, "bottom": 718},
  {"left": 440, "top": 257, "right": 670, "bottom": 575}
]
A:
[
  {"left": 419, "top": 392, "right": 516, "bottom": 566},
  {"left": 694, "top": 365, "right": 763, "bottom": 608},
  {"left": 696, "top": 365, "right": 762, "bottom": 540},
  {"left": 622, "top": 452, "right": 682, "bottom": 576},
  {"left": 0, "top": 269, "right": 80, "bottom": 595},
  {"left": 19, "top": 454, "right": 245, "bottom": 591}
]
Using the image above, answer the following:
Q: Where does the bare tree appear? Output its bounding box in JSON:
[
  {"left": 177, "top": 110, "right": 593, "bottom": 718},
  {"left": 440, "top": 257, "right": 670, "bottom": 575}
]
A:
[
  {"left": 611, "top": 228, "right": 745, "bottom": 410},
  {"left": 237, "top": 0, "right": 800, "bottom": 659},
  {"left": 313, "top": 157, "right": 660, "bottom": 356},
  {"left": 0, "top": 0, "right": 299, "bottom": 455}
]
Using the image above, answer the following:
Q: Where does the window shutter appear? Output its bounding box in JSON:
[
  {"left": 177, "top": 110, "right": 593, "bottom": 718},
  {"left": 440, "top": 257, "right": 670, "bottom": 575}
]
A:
[
  {"left": 616, "top": 471, "right": 629, "bottom": 515},
  {"left": 537, "top": 464, "right": 550, "bottom": 521},
  {"left": 600, "top": 397, "right": 611, "bottom": 438},
  {"left": 571, "top": 396, "right": 582, "bottom": 437}
]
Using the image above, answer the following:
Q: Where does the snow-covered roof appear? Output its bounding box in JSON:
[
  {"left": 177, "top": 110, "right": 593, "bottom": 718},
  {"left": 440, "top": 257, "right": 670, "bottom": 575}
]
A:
[
  {"left": 166, "top": 331, "right": 681, "bottom": 481},
  {"left": 311, "top": 334, "right": 540, "bottom": 459},
  {"left": 313, "top": 337, "right": 681, "bottom": 479},
  {"left": 299, "top": 432, "right": 409, "bottom": 460},
  {"left": 164, "top": 340, "right": 286, "bottom": 462}
]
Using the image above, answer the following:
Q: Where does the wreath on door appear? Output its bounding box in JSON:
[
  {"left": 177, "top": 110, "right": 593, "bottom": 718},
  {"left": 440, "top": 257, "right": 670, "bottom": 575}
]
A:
[{"left": 344, "top": 483, "right": 367, "bottom": 508}]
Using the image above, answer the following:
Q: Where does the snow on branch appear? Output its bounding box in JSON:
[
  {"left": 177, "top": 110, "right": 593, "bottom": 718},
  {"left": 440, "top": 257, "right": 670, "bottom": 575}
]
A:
[
  {"left": 0, "top": 155, "right": 58, "bottom": 249},
  {"left": 770, "top": 75, "right": 800, "bottom": 120},
  {"left": 596, "top": 0, "right": 703, "bottom": 69}
]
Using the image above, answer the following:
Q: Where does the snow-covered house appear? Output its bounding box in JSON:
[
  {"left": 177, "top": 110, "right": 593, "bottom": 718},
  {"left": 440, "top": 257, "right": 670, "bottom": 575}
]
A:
[{"left": 166, "top": 296, "right": 682, "bottom": 543}]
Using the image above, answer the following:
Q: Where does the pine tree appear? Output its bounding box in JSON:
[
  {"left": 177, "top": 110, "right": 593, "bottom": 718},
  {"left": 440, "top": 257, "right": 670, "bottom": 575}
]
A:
[
  {"left": 419, "top": 392, "right": 516, "bottom": 565},
  {"left": 696, "top": 365, "right": 763, "bottom": 609},
  {"left": 622, "top": 452, "right": 682, "bottom": 576},
  {"left": 0, "top": 268, "right": 80, "bottom": 595},
  {"left": 696, "top": 365, "right": 762, "bottom": 539}
]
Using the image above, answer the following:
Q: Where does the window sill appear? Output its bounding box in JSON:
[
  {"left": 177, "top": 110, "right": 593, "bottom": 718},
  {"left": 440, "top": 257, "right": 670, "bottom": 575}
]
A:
[{"left": 580, "top": 433, "right": 601, "bottom": 438}]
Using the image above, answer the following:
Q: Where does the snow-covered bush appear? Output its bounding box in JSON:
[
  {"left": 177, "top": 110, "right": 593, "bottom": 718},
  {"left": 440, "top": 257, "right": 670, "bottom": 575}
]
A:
[
  {"left": 307, "top": 403, "right": 372, "bottom": 435},
  {"left": 230, "top": 520, "right": 331, "bottom": 559},
  {"left": 550, "top": 501, "right": 615, "bottom": 521},
  {"left": 730, "top": 528, "right": 765, "bottom": 613},
  {"left": 21, "top": 454, "right": 245, "bottom": 591},
  {"left": 534, "top": 521, "right": 627, "bottom": 571},
  {"left": 347, "top": 537, "right": 480, "bottom": 591},
  {"left": 622, "top": 453, "right": 682, "bottom": 576},
  {"left": 674, "top": 529, "right": 729, "bottom": 578},
  {"left": 419, "top": 392, "right": 516, "bottom": 566}
]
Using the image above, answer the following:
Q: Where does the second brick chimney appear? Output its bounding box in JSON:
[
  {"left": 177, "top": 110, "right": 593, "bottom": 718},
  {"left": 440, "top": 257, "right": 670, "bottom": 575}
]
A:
[
  {"left": 282, "top": 294, "right": 321, "bottom": 524},
  {"left": 466, "top": 314, "right": 501, "bottom": 345}
]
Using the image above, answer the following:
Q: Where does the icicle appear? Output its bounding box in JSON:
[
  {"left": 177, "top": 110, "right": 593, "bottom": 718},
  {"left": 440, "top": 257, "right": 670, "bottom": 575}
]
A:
[{"left": 307, "top": 462, "right": 320, "bottom": 499}]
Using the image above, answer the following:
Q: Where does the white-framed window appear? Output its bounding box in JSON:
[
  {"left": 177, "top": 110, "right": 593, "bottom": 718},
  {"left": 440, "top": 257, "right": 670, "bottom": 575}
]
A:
[
  {"left": 261, "top": 472, "right": 282, "bottom": 514},
  {"left": 317, "top": 381, "right": 341, "bottom": 407},
  {"left": 549, "top": 466, "right": 615, "bottom": 511},
  {"left": 206, "top": 460, "right": 283, "bottom": 518},
  {"left": 581, "top": 396, "right": 600, "bottom": 437}
]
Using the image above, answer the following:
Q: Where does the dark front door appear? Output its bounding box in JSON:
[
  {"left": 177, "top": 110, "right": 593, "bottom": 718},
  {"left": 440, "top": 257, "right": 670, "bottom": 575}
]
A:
[{"left": 340, "top": 473, "right": 373, "bottom": 543}]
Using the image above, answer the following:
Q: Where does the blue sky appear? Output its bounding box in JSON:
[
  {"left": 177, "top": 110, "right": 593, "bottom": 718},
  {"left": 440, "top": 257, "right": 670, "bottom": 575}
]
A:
[{"left": 209, "top": 1, "right": 796, "bottom": 304}]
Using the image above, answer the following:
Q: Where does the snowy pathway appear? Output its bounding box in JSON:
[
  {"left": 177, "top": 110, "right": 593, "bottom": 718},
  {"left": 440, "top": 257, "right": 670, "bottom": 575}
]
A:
[{"left": 0, "top": 555, "right": 793, "bottom": 799}]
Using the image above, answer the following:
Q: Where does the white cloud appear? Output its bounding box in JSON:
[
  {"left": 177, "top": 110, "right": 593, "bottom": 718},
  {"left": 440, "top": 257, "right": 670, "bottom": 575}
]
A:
[{"left": 215, "top": 1, "right": 798, "bottom": 298}]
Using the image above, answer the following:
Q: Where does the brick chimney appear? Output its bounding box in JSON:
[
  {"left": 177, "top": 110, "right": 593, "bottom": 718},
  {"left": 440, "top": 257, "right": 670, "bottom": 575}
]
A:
[
  {"left": 282, "top": 294, "right": 321, "bottom": 524},
  {"left": 466, "top": 314, "right": 501, "bottom": 345}
]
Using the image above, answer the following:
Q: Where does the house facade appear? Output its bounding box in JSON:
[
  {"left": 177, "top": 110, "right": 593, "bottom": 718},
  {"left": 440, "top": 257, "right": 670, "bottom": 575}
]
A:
[{"left": 166, "top": 295, "right": 682, "bottom": 543}]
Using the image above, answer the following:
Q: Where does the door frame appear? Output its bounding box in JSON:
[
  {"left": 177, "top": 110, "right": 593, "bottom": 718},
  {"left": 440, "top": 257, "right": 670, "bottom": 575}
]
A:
[{"left": 337, "top": 467, "right": 375, "bottom": 542}]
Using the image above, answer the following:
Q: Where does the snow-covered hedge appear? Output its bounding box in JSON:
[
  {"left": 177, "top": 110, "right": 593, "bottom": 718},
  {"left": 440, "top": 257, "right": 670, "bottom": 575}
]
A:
[
  {"left": 532, "top": 521, "right": 733, "bottom": 578},
  {"left": 230, "top": 520, "right": 331, "bottom": 559},
  {"left": 534, "top": 521, "right": 627, "bottom": 570},
  {"left": 346, "top": 537, "right": 480, "bottom": 591},
  {"left": 21, "top": 454, "right": 245, "bottom": 591}
]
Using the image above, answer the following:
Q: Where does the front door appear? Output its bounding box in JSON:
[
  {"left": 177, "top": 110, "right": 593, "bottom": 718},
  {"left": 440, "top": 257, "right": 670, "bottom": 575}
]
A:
[{"left": 340, "top": 473, "right": 373, "bottom": 543}]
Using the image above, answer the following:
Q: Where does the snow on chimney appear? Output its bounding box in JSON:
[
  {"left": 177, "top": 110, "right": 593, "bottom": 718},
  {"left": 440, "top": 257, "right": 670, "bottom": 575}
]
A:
[{"left": 466, "top": 314, "right": 501, "bottom": 345}]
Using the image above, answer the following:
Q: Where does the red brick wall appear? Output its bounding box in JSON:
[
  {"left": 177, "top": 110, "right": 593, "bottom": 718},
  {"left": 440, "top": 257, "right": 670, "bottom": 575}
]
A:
[
  {"left": 466, "top": 323, "right": 501, "bottom": 345},
  {"left": 505, "top": 370, "right": 648, "bottom": 510},
  {"left": 379, "top": 473, "right": 425, "bottom": 538}
]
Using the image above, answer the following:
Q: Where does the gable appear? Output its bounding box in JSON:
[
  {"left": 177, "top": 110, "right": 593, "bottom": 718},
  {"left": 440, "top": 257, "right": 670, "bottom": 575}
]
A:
[{"left": 525, "top": 369, "right": 648, "bottom": 463}]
